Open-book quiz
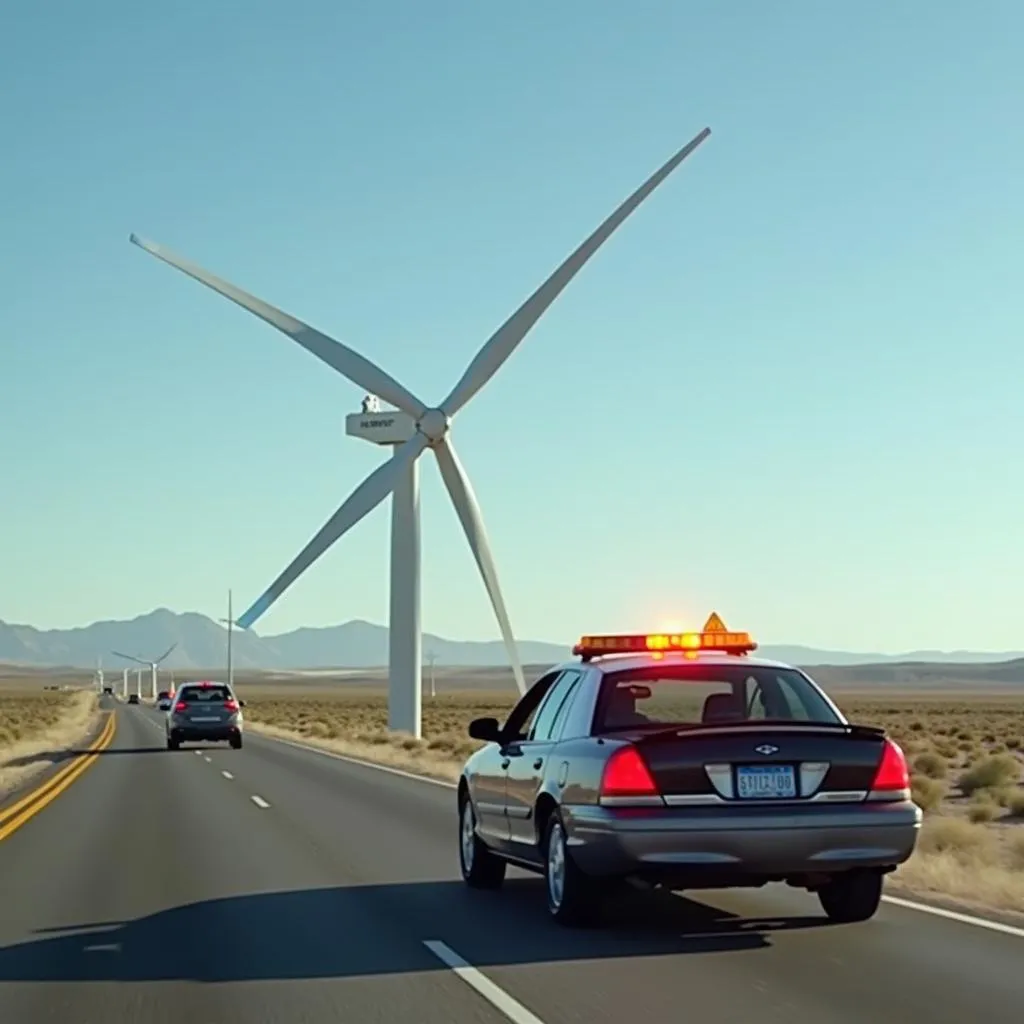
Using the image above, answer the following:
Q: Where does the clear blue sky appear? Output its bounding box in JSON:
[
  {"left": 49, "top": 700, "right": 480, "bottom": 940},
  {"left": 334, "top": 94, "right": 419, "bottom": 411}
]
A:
[{"left": 3, "top": 1, "right": 1022, "bottom": 652}]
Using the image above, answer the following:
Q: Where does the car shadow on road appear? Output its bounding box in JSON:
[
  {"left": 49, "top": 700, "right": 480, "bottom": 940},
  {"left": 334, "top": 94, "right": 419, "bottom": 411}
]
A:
[{"left": 0, "top": 879, "right": 829, "bottom": 983}]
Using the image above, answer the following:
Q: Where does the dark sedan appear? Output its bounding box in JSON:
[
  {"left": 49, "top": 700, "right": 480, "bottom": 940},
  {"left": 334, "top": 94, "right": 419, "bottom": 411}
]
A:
[{"left": 457, "top": 615, "right": 921, "bottom": 928}]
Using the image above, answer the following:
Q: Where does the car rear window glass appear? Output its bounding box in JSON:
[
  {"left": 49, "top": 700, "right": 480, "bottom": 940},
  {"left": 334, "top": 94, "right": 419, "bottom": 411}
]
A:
[
  {"left": 594, "top": 663, "right": 842, "bottom": 733},
  {"left": 178, "top": 686, "right": 231, "bottom": 703}
]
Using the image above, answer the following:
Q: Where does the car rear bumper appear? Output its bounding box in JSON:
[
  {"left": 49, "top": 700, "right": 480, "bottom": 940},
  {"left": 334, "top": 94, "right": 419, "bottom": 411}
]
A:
[
  {"left": 169, "top": 724, "right": 242, "bottom": 742},
  {"left": 561, "top": 799, "right": 922, "bottom": 883}
]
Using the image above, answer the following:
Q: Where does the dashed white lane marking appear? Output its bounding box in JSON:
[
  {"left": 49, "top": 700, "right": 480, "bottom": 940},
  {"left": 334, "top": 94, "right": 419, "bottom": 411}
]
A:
[
  {"left": 222, "top": 770, "right": 234, "bottom": 780},
  {"left": 257, "top": 732, "right": 1024, "bottom": 941},
  {"left": 423, "top": 940, "right": 546, "bottom": 1024},
  {"left": 250, "top": 795, "right": 270, "bottom": 809},
  {"left": 203, "top": 756, "right": 212, "bottom": 763},
  {"left": 194, "top": 750, "right": 203, "bottom": 756}
]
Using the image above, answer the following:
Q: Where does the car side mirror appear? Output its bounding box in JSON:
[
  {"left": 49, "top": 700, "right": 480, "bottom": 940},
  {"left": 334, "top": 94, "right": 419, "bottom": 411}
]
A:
[
  {"left": 468, "top": 716, "right": 501, "bottom": 742},
  {"left": 239, "top": 699, "right": 247, "bottom": 708}
]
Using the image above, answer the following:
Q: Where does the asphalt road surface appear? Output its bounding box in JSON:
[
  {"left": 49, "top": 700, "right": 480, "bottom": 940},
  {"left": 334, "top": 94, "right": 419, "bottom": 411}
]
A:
[{"left": 0, "top": 696, "right": 1022, "bottom": 1023}]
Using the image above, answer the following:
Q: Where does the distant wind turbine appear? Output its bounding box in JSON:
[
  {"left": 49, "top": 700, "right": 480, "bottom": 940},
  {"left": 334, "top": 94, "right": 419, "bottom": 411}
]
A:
[{"left": 113, "top": 645, "right": 177, "bottom": 702}]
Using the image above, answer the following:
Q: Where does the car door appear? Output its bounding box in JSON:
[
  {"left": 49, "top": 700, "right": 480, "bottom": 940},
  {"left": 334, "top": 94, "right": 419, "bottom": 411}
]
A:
[
  {"left": 504, "top": 670, "right": 582, "bottom": 850},
  {"left": 468, "top": 671, "right": 561, "bottom": 848}
]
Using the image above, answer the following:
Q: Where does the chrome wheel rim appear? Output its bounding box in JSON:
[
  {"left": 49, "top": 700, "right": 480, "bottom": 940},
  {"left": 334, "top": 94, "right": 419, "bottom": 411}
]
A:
[
  {"left": 460, "top": 801, "right": 476, "bottom": 873},
  {"left": 547, "top": 823, "right": 566, "bottom": 909}
]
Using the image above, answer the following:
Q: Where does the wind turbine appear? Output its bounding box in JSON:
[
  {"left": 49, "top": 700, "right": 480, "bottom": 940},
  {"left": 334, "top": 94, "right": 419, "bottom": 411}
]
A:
[
  {"left": 130, "top": 127, "right": 711, "bottom": 738},
  {"left": 113, "top": 645, "right": 177, "bottom": 702}
]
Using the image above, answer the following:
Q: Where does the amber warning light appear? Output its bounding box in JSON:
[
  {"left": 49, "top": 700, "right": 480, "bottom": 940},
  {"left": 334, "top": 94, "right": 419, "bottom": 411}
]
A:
[{"left": 572, "top": 612, "right": 757, "bottom": 660}]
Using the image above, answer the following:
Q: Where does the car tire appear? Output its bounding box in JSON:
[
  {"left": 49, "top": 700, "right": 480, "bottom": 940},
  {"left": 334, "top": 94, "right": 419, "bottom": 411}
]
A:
[
  {"left": 543, "top": 812, "right": 600, "bottom": 927},
  {"left": 817, "top": 871, "right": 884, "bottom": 923},
  {"left": 166, "top": 737, "right": 179, "bottom": 751},
  {"left": 230, "top": 734, "right": 243, "bottom": 750},
  {"left": 458, "top": 796, "right": 506, "bottom": 889}
]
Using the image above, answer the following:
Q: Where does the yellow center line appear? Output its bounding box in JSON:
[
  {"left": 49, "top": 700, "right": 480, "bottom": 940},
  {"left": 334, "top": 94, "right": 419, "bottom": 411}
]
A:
[{"left": 0, "top": 712, "right": 117, "bottom": 841}]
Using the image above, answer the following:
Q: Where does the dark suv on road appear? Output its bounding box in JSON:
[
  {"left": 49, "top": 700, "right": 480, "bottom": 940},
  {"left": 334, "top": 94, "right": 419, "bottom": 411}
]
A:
[{"left": 166, "top": 681, "right": 245, "bottom": 750}]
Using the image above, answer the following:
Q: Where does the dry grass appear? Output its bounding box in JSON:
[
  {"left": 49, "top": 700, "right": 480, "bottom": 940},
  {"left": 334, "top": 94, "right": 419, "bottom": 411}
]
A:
[
  {"left": 238, "top": 682, "right": 1024, "bottom": 918},
  {"left": 0, "top": 686, "right": 102, "bottom": 798}
]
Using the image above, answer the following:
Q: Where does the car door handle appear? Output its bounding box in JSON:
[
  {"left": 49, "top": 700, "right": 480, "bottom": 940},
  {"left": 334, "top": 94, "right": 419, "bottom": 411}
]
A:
[{"left": 533, "top": 758, "right": 543, "bottom": 770}]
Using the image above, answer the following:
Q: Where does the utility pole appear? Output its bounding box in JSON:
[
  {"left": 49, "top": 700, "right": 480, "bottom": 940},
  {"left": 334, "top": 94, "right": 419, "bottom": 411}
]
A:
[
  {"left": 426, "top": 650, "right": 436, "bottom": 700},
  {"left": 219, "top": 588, "right": 237, "bottom": 689}
]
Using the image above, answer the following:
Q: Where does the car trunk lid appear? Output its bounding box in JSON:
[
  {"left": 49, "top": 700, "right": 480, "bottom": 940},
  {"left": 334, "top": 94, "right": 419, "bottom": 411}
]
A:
[{"left": 615, "top": 722, "right": 887, "bottom": 804}]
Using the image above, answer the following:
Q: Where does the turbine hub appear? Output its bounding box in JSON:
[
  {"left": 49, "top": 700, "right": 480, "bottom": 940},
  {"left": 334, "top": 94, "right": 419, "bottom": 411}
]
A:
[{"left": 417, "top": 407, "right": 450, "bottom": 443}]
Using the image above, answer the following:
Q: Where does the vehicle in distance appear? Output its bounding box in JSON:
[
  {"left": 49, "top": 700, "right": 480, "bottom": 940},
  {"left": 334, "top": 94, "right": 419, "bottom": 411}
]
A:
[
  {"left": 457, "top": 613, "right": 921, "bottom": 928},
  {"left": 127, "top": 693, "right": 140, "bottom": 705},
  {"left": 102, "top": 686, "right": 113, "bottom": 695},
  {"left": 166, "top": 681, "right": 245, "bottom": 751},
  {"left": 156, "top": 690, "right": 172, "bottom": 711}
]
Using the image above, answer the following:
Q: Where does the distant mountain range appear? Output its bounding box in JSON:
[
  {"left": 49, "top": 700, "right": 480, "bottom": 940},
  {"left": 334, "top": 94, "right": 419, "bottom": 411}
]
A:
[{"left": 1, "top": 608, "right": 1023, "bottom": 671}]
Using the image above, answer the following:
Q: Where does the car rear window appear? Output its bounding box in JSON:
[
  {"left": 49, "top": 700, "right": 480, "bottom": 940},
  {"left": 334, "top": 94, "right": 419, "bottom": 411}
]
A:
[
  {"left": 594, "top": 663, "right": 842, "bottom": 733},
  {"left": 178, "top": 686, "right": 231, "bottom": 703}
]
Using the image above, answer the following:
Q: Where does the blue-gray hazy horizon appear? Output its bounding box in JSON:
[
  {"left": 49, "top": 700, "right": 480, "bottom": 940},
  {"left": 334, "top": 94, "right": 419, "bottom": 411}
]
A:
[{"left": 2, "top": 609, "right": 1022, "bottom": 672}]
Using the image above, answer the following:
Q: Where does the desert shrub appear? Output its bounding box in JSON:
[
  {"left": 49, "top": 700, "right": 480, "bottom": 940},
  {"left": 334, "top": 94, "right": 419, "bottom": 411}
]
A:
[
  {"left": 959, "top": 754, "right": 1021, "bottom": 797},
  {"left": 913, "top": 751, "right": 948, "bottom": 780}
]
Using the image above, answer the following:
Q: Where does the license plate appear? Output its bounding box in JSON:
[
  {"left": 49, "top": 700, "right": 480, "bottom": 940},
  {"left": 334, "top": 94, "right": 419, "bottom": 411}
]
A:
[
  {"left": 735, "top": 764, "right": 797, "bottom": 799},
  {"left": 190, "top": 716, "right": 220, "bottom": 723}
]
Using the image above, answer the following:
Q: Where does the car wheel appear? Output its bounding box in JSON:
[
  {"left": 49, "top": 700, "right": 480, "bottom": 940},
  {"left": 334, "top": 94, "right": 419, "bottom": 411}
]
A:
[
  {"left": 230, "top": 734, "right": 243, "bottom": 750},
  {"left": 818, "top": 871, "right": 884, "bottom": 923},
  {"left": 166, "top": 737, "right": 179, "bottom": 751},
  {"left": 544, "top": 812, "right": 599, "bottom": 927},
  {"left": 458, "top": 796, "right": 506, "bottom": 889}
]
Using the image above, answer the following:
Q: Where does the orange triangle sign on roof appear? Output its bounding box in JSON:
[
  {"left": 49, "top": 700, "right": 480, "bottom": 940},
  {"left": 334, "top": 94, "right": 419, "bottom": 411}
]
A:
[{"left": 702, "top": 612, "right": 728, "bottom": 633}]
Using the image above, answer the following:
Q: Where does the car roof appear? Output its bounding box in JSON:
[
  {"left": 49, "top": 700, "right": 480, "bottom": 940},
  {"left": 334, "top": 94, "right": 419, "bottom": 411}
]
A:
[{"left": 549, "top": 650, "right": 800, "bottom": 676}]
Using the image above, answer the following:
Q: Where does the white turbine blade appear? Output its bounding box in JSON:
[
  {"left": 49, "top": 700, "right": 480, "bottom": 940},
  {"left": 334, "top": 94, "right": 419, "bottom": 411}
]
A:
[
  {"left": 155, "top": 643, "right": 177, "bottom": 665},
  {"left": 236, "top": 433, "right": 429, "bottom": 630},
  {"left": 432, "top": 437, "right": 526, "bottom": 695},
  {"left": 129, "top": 234, "right": 426, "bottom": 418},
  {"left": 441, "top": 128, "right": 711, "bottom": 418},
  {"left": 112, "top": 651, "right": 147, "bottom": 665}
]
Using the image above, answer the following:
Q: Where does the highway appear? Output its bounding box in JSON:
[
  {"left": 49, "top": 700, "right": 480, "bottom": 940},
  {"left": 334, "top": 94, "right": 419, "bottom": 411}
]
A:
[{"left": 0, "top": 696, "right": 1022, "bottom": 1023}]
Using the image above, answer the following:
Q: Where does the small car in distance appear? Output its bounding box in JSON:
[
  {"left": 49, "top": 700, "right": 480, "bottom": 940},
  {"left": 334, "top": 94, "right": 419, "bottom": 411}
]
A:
[
  {"left": 127, "top": 693, "right": 140, "bottom": 705},
  {"left": 456, "top": 613, "right": 922, "bottom": 928},
  {"left": 166, "top": 681, "right": 245, "bottom": 750},
  {"left": 156, "top": 690, "right": 172, "bottom": 711}
]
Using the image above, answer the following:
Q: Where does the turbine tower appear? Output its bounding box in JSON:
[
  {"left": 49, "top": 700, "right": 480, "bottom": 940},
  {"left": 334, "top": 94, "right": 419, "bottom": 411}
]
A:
[
  {"left": 130, "top": 127, "right": 711, "bottom": 737},
  {"left": 121, "top": 668, "right": 129, "bottom": 699},
  {"left": 113, "top": 645, "right": 177, "bottom": 702},
  {"left": 218, "top": 588, "right": 238, "bottom": 690}
]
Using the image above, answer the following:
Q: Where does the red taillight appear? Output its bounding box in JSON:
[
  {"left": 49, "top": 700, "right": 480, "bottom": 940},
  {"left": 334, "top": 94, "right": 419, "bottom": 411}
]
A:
[
  {"left": 174, "top": 701, "right": 187, "bottom": 712},
  {"left": 871, "top": 738, "right": 909, "bottom": 792},
  {"left": 224, "top": 699, "right": 239, "bottom": 713},
  {"left": 599, "top": 745, "right": 659, "bottom": 799}
]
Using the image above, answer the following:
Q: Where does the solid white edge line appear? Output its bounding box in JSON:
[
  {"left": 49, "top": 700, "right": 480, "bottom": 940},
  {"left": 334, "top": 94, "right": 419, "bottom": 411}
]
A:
[
  {"left": 423, "top": 940, "right": 547, "bottom": 1024},
  {"left": 253, "top": 730, "right": 1024, "bottom": 940},
  {"left": 250, "top": 795, "right": 270, "bottom": 809},
  {"left": 260, "top": 732, "right": 457, "bottom": 789},
  {"left": 880, "top": 895, "right": 1024, "bottom": 939}
]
